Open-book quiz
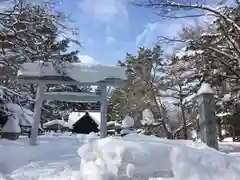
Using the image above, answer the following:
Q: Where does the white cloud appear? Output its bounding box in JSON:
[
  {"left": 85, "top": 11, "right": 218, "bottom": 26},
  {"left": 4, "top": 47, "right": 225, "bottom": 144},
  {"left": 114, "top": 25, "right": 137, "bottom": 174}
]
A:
[
  {"left": 136, "top": 19, "right": 197, "bottom": 48},
  {"left": 0, "top": 0, "right": 14, "bottom": 11},
  {"left": 105, "top": 36, "right": 115, "bottom": 45},
  {"left": 78, "top": 0, "right": 128, "bottom": 24},
  {"left": 78, "top": 55, "right": 98, "bottom": 64},
  {"left": 136, "top": 23, "right": 162, "bottom": 48}
]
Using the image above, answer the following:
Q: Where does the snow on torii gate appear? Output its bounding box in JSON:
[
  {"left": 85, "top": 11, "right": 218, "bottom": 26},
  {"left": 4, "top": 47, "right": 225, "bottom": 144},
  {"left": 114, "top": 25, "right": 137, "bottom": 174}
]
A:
[{"left": 17, "top": 62, "right": 126, "bottom": 146}]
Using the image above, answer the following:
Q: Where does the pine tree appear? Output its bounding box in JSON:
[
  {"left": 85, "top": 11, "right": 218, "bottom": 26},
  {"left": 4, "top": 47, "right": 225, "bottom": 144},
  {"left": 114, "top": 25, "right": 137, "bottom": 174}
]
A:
[{"left": 0, "top": 1, "right": 83, "bottom": 125}]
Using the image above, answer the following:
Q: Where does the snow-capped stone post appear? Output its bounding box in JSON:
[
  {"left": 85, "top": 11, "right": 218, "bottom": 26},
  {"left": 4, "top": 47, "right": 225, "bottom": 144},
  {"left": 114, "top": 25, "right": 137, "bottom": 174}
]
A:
[
  {"left": 197, "top": 83, "right": 218, "bottom": 150},
  {"left": 100, "top": 84, "right": 108, "bottom": 138},
  {"left": 30, "top": 83, "right": 44, "bottom": 146}
]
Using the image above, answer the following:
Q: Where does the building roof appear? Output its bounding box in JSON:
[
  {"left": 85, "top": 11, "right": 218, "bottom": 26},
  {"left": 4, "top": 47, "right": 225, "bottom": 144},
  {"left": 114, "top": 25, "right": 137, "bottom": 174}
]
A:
[
  {"left": 43, "top": 120, "right": 69, "bottom": 128},
  {"left": 68, "top": 111, "right": 101, "bottom": 128}
]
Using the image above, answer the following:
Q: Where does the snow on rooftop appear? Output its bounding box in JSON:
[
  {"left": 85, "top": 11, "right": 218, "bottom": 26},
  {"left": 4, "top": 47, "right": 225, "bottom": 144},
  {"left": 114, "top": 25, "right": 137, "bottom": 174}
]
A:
[
  {"left": 197, "top": 83, "right": 214, "bottom": 95},
  {"left": 17, "top": 62, "right": 127, "bottom": 83},
  {"left": 43, "top": 119, "right": 69, "bottom": 128},
  {"left": 68, "top": 111, "right": 101, "bottom": 128},
  {"left": 79, "top": 134, "right": 240, "bottom": 180},
  {"left": 68, "top": 112, "right": 81, "bottom": 128}
]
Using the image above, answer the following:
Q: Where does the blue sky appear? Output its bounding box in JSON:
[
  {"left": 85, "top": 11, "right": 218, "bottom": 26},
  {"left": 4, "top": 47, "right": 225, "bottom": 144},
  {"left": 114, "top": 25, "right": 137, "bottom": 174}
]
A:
[{"left": 55, "top": 0, "right": 236, "bottom": 65}]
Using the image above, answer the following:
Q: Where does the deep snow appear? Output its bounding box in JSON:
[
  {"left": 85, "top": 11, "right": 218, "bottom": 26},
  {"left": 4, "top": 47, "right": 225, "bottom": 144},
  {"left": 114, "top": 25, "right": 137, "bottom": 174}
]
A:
[
  {"left": 79, "top": 134, "right": 240, "bottom": 180},
  {"left": 0, "top": 133, "right": 240, "bottom": 180},
  {"left": 0, "top": 133, "right": 91, "bottom": 180}
]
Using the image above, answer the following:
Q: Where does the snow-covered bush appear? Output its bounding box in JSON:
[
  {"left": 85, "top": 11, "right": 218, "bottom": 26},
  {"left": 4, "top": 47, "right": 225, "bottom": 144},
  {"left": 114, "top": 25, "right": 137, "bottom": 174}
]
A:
[{"left": 0, "top": 86, "right": 33, "bottom": 137}]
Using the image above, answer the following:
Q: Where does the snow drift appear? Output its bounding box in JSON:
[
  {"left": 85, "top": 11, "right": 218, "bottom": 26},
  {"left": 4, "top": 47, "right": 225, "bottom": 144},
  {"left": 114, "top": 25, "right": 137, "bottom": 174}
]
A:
[{"left": 78, "top": 134, "right": 240, "bottom": 180}]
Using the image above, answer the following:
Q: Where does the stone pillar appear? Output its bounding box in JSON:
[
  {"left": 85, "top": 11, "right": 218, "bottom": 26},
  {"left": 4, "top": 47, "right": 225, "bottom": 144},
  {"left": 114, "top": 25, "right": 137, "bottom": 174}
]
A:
[
  {"left": 197, "top": 83, "right": 218, "bottom": 150},
  {"left": 100, "top": 84, "right": 108, "bottom": 138},
  {"left": 30, "top": 83, "right": 44, "bottom": 146}
]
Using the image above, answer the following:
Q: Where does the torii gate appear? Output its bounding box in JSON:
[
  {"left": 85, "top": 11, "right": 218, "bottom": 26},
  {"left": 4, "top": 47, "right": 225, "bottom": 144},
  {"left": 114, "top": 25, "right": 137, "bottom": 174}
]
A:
[{"left": 17, "top": 62, "right": 126, "bottom": 146}]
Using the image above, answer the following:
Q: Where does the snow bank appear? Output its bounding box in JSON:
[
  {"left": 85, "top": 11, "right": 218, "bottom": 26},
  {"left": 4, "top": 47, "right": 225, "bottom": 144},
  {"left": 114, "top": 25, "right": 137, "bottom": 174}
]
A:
[{"left": 78, "top": 134, "right": 240, "bottom": 180}]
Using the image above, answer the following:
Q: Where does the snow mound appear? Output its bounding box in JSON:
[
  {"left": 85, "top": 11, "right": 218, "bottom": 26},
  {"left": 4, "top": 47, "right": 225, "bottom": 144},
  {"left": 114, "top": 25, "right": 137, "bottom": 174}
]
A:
[
  {"left": 122, "top": 116, "right": 134, "bottom": 128},
  {"left": 1, "top": 114, "right": 21, "bottom": 133},
  {"left": 78, "top": 134, "right": 240, "bottom": 180},
  {"left": 142, "top": 109, "right": 154, "bottom": 125}
]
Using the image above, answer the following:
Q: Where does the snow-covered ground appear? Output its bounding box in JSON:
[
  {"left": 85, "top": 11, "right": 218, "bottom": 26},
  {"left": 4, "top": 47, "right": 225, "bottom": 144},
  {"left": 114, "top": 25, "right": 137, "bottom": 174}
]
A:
[
  {"left": 0, "top": 133, "right": 240, "bottom": 180},
  {"left": 0, "top": 133, "right": 98, "bottom": 180}
]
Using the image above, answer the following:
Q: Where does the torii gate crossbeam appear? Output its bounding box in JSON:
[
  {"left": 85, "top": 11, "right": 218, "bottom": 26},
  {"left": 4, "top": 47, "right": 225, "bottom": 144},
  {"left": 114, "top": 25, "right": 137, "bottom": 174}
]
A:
[{"left": 17, "top": 62, "right": 126, "bottom": 146}]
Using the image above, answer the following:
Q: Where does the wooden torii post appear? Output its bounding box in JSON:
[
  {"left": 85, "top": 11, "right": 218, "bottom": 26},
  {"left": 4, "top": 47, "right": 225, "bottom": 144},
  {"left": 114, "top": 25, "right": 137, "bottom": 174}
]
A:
[{"left": 17, "top": 62, "right": 126, "bottom": 146}]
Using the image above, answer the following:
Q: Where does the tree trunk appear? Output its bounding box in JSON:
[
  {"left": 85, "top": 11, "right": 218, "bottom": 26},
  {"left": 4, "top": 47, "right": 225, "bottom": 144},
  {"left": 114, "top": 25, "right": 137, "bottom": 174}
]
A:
[
  {"left": 180, "top": 104, "right": 188, "bottom": 140},
  {"left": 152, "top": 91, "right": 173, "bottom": 139}
]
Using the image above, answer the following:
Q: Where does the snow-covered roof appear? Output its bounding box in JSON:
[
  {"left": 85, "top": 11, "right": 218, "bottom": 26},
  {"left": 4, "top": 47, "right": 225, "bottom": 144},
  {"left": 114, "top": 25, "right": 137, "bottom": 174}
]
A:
[
  {"left": 43, "top": 120, "right": 69, "bottom": 128},
  {"left": 197, "top": 83, "right": 214, "bottom": 95},
  {"left": 17, "top": 62, "right": 127, "bottom": 84},
  {"left": 68, "top": 111, "right": 101, "bottom": 128}
]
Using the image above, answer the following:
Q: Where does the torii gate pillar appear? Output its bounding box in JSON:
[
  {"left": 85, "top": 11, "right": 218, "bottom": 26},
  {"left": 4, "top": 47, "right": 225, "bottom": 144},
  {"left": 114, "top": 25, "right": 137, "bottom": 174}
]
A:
[
  {"left": 100, "top": 84, "right": 108, "bottom": 138},
  {"left": 30, "top": 83, "right": 44, "bottom": 146}
]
